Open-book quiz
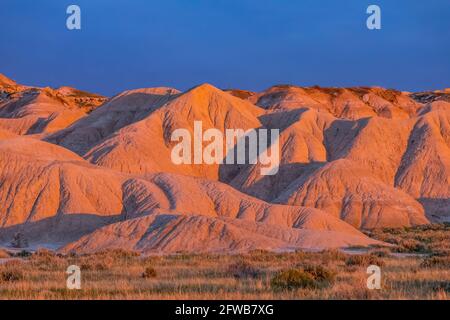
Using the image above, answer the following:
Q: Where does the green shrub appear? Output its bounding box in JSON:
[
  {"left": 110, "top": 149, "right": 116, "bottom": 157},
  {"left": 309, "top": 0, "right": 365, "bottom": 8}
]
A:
[
  {"left": 271, "top": 269, "right": 316, "bottom": 290},
  {"left": 271, "top": 265, "right": 335, "bottom": 290}
]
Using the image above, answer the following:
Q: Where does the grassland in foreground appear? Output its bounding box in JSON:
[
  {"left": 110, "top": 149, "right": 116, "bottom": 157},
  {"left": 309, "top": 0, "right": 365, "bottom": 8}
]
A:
[{"left": 0, "top": 224, "right": 449, "bottom": 300}]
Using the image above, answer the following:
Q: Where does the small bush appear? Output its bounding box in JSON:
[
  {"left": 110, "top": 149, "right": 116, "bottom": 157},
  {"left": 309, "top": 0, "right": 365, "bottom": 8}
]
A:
[
  {"left": 80, "top": 256, "right": 114, "bottom": 271},
  {"left": 142, "top": 266, "right": 157, "bottom": 278},
  {"left": 370, "top": 248, "right": 391, "bottom": 258},
  {"left": 0, "top": 268, "right": 24, "bottom": 283},
  {"left": 303, "top": 265, "right": 336, "bottom": 283},
  {"left": 345, "top": 254, "right": 385, "bottom": 267},
  {"left": 420, "top": 256, "right": 450, "bottom": 269},
  {"left": 271, "top": 265, "right": 335, "bottom": 290},
  {"left": 14, "top": 250, "right": 32, "bottom": 258},
  {"left": 431, "top": 248, "right": 450, "bottom": 257},
  {"left": 271, "top": 269, "right": 316, "bottom": 290},
  {"left": 398, "top": 239, "right": 429, "bottom": 253},
  {"left": 227, "top": 260, "right": 261, "bottom": 279}
]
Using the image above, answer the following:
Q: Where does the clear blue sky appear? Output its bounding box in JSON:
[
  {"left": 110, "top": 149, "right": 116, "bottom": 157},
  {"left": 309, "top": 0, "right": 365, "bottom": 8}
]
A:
[{"left": 1, "top": 0, "right": 449, "bottom": 96}]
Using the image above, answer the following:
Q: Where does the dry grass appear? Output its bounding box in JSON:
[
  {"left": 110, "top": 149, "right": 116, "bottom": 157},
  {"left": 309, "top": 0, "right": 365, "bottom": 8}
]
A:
[
  {"left": 227, "top": 260, "right": 261, "bottom": 279},
  {"left": 366, "top": 223, "right": 450, "bottom": 255},
  {"left": 0, "top": 225, "right": 448, "bottom": 300},
  {"left": 345, "top": 254, "right": 385, "bottom": 267}
]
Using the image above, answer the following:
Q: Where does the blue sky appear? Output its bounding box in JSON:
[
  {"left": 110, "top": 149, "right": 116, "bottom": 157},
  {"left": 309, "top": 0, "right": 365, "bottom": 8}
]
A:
[{"left": 1, "top": 0, "right": 449, "bottom": 96}]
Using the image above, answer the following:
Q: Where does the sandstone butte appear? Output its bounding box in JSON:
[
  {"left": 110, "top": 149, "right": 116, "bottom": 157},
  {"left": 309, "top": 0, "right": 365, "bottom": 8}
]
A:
[{"left": 0, "top": 73, "right": 449, "bottom": 254}]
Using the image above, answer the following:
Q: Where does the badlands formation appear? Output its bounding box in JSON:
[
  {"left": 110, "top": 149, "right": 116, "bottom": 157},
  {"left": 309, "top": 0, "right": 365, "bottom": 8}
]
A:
[
  {"left": 0, "top": 73, "right": 449, "bottom": 254},
  {"left": 0, "top": 74, "right": 105, "bottom": 135}
]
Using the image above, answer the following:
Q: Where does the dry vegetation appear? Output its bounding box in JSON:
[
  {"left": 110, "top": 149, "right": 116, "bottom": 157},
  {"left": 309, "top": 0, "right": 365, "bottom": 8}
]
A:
[{"left": 0, "top": 224, "right": 448, "bottom": 300}]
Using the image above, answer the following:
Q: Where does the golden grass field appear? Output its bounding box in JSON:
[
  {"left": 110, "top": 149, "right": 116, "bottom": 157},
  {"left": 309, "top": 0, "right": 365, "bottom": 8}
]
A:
[{"left": 0, "top": 224, "right": 449, "bottom": 300}]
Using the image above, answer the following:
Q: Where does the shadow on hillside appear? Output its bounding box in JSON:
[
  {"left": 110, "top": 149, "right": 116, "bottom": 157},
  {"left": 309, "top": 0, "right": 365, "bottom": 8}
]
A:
[
  {"left": 323, "top": 117, "right": 370, "bottom": 161},
  {"left": 0, "top": 213, "right": 122, "bottom": 249},
  {"left": 258, "top": 108, "right": 310, "bottom": 129},
  {"left": 223, "top": 162, "right": 327, "bottom": 202},
  {"left": 219, "top": 108, "right": 331, "bottom": 197},
  {"left": 418, "top": 198, "right": 450, "bottom": 223}
]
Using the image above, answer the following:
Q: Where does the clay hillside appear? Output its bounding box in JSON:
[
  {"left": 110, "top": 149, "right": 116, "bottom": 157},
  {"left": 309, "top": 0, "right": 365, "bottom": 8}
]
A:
[
  {"left": 0, "top": 74, "right": 106, "bottom": 136},
  {"left": 0, "top": 73, "right": 448, "bottom": 254}
]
